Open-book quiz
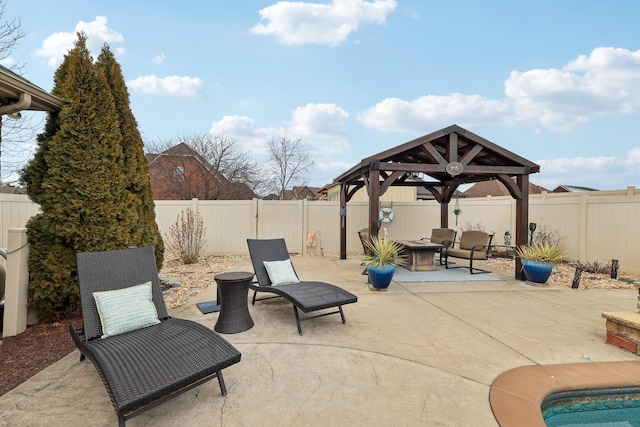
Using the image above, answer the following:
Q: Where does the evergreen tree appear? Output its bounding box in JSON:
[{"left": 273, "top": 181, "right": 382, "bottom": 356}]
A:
[
  {"left": 21, "top": 33, "right": 140, "bottom": 321},
  {"left": 96, "top": 45, "right": 164, "bottom": 267}
]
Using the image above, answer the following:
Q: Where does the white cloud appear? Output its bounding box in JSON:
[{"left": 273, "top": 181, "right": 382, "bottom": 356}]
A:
[
  {"left": 34, "top": 16, "right": 125, "bottom": 67},
  {"left": 535, "top": 154, "right": 640, "bottom": 190},
  {"left": 127, "top": 75, "right": 205, "bottom": 97},
  {"left": 538, "top": 156, "right": 619, "bottom": 174},
  {"left": 359, "top": 93, "right": 512, "bottom": 133},
  {"left": 209, "top": 115, "right": 280, "bottom": 156},
  {"left": 0, "top": 57, "right": 17, "bottom": 68},
  {"left": 289, "top": 103, "right": 349, "bottom": 137},
  {"left": 209, "top": 104, "right": 352, "bottom": 184},
  {"left": 360, "top": 47, "right": 640, "bottom": 134},
  {"left": 152, "top": 51, "right": 166, "bottom": 64},
  {"left": 251, "top": 0, "right": 397, "bottom": 46},
  {"left": 288, "top": 103, "right": 350, "bottom": 156},
  {"left": 625, "top": 148, "right": 640, "bottom": 173}
]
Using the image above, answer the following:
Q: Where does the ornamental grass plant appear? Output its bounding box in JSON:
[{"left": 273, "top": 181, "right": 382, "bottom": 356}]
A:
[
  {"left": 363, "top": 236, "right": 407, "bottom": 268},
  {"left": 515, "top": 241, "right": 567, "bottom": 265}
]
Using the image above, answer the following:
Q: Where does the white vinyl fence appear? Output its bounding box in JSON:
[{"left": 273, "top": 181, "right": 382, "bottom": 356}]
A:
[{"left": 1, "top": 186, "right": 639, "bottom": 273}]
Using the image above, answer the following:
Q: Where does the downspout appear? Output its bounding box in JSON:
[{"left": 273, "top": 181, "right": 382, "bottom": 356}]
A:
[{"left": 0, "top": 92, "right": 32, "bottom": 115}]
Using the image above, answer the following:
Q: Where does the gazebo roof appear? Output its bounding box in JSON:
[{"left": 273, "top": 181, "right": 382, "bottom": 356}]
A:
[
  {"left": 335, "top": 125, "right": 539, "bottom": 196},
  {"left": 0, "top": 65, "right": 64, "bottom": 114}
]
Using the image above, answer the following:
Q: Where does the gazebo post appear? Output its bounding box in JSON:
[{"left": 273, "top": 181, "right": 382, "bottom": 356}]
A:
[
  {"left": 515, "top": 174, "right": 530, "bottom": 280},
  {"left": 441, "top": 201, "right": 449, "bottom": 228},
  {"left": 368, "top": 162, "right": 380, "bottom": 238},
  {"left": 339, "top": 183, "right": 347, "bottom": 259}
]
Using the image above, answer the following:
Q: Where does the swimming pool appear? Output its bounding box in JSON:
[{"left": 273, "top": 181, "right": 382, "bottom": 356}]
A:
[{"left": 542, "top": 387, "right": 640, "bottom": 426}]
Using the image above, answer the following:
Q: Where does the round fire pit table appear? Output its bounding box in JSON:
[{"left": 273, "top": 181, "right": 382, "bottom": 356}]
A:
[{"left": 213, "top": 271, "right": 255, "bottom": 334}]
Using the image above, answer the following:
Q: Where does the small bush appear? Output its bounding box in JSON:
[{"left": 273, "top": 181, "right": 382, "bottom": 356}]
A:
[
  {"left": 532, "top": 224, "right": 564, "bottom": 247},
  {"left": 165, "top": 208, "right": 207, "bottom": 264},
  {"left": 570, "top": 260, "right": 611, "bottom": 274},
  {"left": 461, "top": 220, "right": 488, "bottom": 232}
]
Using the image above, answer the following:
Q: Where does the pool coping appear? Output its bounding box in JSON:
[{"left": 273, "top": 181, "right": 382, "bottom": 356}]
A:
[{"left": 489, "top": 360, "right": 640, "bottom": 426}]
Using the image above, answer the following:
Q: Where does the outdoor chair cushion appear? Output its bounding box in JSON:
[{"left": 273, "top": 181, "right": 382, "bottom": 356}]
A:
[{"left": 426, "top": 228, "right": 456, "bottom": 247}]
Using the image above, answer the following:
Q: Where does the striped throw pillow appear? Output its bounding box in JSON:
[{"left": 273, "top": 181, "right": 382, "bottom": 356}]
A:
[
  {"left": 93, "top": 281, "right": 160, "bottom": 339},
  {"left": 263, "top": 259, "right": 300, "bottom": 286}
]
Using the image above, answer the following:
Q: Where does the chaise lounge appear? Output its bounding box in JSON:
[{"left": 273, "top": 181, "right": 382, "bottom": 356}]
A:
[
  {"left": 247, "top": 238, "right": 358, "bottom": 334},
  {"left": 69, "top": 246, "right": 241, "bottom": 426}
]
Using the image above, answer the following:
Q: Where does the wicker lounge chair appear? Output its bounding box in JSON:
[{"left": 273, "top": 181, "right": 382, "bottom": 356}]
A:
[
  {"left": 69, "top": 246, "right": 241, "bottom": 427},
  {"left": 247, "top": 238, "right": 358, "bottom": 334},
  {"left": 442, "top": 230, "right": 494, "bottom": 274}
]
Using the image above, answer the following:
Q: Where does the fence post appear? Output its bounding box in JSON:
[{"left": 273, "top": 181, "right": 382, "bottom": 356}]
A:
[
  {"left": 302, "top": 198, "right": 309, "bottom": 255},
  {"left": 251, "top": 198, "right": 259, "bottom": 239},
  {"left": 2, "top": 228, "right": 29, "bottom": 337},
  {"left": 578, "top": 196, "right": 588, "bottom": 262}
]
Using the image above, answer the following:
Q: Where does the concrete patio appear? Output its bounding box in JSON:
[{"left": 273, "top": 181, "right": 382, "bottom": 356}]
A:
[{"left": 1, "top": 255, "right": 638, "bottom": 426}]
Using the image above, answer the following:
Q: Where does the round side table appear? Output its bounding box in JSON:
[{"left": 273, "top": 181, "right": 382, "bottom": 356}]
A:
[{"left": 214, "top": 271, "right": 255, "bottom": 334}]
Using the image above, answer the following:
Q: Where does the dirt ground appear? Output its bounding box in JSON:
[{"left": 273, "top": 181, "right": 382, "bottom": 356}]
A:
[{"left": 1, "top": 255, "right": 638, "bottom": 397}]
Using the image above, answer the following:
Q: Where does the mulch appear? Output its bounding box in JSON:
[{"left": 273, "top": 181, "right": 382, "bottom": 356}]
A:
[{"left": 0, "top": 315, "right": 81, "bottom": 396}]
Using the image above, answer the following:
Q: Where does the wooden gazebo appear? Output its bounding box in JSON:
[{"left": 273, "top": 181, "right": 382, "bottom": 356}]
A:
[{"left": 334, "top": 124, "right": 540, "bottom": 280}]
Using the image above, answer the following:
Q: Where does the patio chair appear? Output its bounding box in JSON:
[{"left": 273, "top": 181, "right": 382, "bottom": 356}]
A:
[
  {"left": 69, "top": 246, "right": 241, "bottom": 427},
  {"left": 247, "top": 238, "right": 358, "bottom": 335},
  {"left": 358, "top": 228, "right": 373, "bottom": 275},
  {"left": 442, "top": 230, "right": 494, "bottom": 274},
  {"left": 421, "top": 228, "right": 456, "bottom": 261},
  {"left": 358, "top": 228, "right": 374, "bottom": 256}
]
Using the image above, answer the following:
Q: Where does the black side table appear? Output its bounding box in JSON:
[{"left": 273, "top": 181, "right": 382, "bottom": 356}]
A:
[{"left": 214, "top": 271, "right": 255, "bottom": 334}]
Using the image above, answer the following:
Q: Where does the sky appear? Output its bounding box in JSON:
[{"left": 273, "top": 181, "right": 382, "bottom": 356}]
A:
[{"left": 4, "top": 0, "right": 640, "bottom": 191}]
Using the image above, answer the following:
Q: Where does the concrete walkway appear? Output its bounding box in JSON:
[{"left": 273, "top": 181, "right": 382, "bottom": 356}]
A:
[{"left": 1, "top": 255, "right": 638, "bottom": 426}]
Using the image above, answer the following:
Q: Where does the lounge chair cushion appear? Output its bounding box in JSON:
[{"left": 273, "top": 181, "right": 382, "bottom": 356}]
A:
[
  {"left": 93, "top": 281, "right": 160, "bottom": 338},
  {"left": 263, "top": 259, "right": 300, "bottom": 285}
]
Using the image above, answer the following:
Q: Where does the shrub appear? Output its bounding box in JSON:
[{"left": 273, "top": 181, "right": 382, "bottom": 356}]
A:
[
  {"left": 461, "top": 220, "right": 488, "bottom": 232},
  {"left": 165, "top": 208, "right": 207, "bottom": 264},
  {"left": 570, "top": 260, "right": 611, "bottom": 274},
  {"left": 532, "top": 224, "right": 564, "bottom": 247}
]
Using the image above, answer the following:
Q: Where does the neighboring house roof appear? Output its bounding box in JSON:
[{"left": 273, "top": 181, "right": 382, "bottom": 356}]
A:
[
  {"left": 281, "top": 186, "right": 322, "bottom": 200},
  {"left": 464, "top": 179, "right": 548, "bottom": 198},
  {"left": 552, "top": 185, "right": 599, "bottom": 193},
  {"left": 417, "top": 187, "right": 466, "bottom": 200},
  {"left": 146, "top": 142, "right": 255, "bottom": 200},
  {"left": 0, "top": 185, "right": 26, "bottom": 194}
]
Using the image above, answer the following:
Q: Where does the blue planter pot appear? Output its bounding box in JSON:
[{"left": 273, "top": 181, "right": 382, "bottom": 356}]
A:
[
  {"left": 522, "top": 259, "right": 554, "bottom": 283},
  {"left": 367, "top": 265, "right": 396, "bottom": 290}
]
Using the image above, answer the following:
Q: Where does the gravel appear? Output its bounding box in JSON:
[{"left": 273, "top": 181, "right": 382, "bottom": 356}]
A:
[
  {"left": 486, "top": 257, "right": 640, "bottom": 289},
  {"left": 160, "top": 255, "right": 246, "bottom": 309}
]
